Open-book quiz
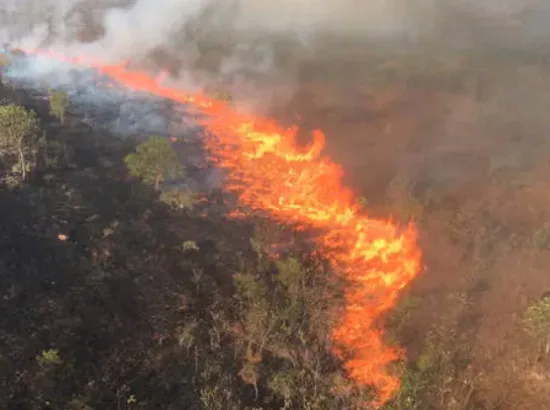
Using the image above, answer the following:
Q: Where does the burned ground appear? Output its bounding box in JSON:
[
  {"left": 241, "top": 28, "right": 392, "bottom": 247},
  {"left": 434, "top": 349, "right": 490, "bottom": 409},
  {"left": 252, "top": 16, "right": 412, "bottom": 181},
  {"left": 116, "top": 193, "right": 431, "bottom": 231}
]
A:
[{"left": 0, "top": 77, "right": 368, "bottom": 409}]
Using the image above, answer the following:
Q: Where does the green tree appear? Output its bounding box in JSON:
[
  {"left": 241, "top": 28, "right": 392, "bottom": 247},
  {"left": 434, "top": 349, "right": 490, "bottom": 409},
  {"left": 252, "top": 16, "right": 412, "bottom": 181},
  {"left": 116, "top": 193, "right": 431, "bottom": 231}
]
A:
[
  {"left": 48, "top": 89, "right": 69, "bottom": 124},
  {"left": 231, "top": 232, "right": 369, "bottom": 409},
  {"left": 0, "top": 104, "right": 40, "bottom": 181},
  {"left": 124, "top": 136, "right": 185, "bottom": 190}
]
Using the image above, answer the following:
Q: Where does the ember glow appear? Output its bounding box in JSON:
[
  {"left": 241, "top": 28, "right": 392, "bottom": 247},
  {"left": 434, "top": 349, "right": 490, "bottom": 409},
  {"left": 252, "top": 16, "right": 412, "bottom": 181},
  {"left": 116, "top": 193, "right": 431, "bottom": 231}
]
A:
[{"left": 20, "top": 49, "right": 421, "bottom": 405}]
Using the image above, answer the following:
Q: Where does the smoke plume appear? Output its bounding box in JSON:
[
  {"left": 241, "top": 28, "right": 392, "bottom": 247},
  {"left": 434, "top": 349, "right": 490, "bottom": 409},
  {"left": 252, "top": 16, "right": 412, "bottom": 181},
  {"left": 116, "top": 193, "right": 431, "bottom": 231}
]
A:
[
  {"left": 1, "top": 0, "right": 549, "bottom": 159},
  {"left": 0, "top": 0, "right": 546, "bottom": 113},
  {"left": 1, "top": 1, "right": 548, "bottom": 71},
  {"left": 2, "top": 0, "right": 550, "bottom": 194},
  {"left": 1, "top": 0, "right": 548, "bottom": 192}
]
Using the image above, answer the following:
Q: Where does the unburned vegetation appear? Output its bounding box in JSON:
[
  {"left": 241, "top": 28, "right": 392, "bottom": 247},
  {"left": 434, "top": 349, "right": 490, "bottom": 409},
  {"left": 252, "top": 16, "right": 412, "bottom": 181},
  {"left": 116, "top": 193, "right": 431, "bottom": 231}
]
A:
[{"left": 273, "top": 45, "right": 550, "bottom": 409}]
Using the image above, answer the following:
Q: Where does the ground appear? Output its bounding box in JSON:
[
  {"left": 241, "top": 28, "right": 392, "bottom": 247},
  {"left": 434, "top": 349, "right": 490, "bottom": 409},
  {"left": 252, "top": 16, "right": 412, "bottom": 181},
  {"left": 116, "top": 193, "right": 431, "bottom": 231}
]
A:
[
  {"left": 270, "top": 45, "right": 550, "bottom": 409},
  {"left": 2, "top": 40, "right": 550, "bottom": 409}
]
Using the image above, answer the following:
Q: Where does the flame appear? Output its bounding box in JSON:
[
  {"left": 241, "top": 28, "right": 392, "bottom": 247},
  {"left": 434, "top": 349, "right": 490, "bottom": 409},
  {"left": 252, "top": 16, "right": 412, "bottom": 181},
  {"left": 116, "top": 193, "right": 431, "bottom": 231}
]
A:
[{"left": 20, "top": 49, "right": 421, "bottom": 405}]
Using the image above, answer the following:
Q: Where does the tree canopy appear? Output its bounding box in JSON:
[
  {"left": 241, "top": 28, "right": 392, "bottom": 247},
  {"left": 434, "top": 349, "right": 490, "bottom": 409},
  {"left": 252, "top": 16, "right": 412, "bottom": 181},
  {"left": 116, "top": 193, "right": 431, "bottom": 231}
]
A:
[
  {"left": 48, "top": 89, "right": 69, "bottom": 124},
  {"left": 0, "top": 103, "right": 39, "bottom": 181},
  {"left": 124, "top": 136, "right": 185, "bottom": 190}
]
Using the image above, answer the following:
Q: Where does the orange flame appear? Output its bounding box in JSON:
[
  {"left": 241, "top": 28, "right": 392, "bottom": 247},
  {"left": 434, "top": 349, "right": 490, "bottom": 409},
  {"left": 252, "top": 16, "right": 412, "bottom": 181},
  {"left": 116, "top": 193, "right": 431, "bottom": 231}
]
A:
[{"left": 21, "top": 49, "right": 421, "bottom": 405}]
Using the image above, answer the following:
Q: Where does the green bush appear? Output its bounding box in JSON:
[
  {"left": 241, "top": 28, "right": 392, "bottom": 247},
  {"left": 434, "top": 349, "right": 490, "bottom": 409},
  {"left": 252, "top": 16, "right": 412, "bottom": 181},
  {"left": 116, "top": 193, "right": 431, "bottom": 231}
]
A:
[
  {"left": 49, "top": 89, "right": 69, "bottom": 123},
  {"left": 124, "top": 136, "right": 185, "bottom": 190}
]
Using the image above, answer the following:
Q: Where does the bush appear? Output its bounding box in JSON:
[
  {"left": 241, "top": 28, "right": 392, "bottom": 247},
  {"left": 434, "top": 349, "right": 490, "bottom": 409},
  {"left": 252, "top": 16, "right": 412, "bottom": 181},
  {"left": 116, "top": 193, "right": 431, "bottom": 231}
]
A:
[
  {"left": 160, "top": 187, "right": 197, "bottom": 209},
  {"left": 524, "top": 297, "right": 550, "bottom": 351},
  {"left": 0, "top": 104, "right": 40, "bottom": 181},
  {"left": 48, "top": 89, "right": 69, "bottom": 124},
  {"left": 124, "top": 136, "right": 185, "bottom": 190}
]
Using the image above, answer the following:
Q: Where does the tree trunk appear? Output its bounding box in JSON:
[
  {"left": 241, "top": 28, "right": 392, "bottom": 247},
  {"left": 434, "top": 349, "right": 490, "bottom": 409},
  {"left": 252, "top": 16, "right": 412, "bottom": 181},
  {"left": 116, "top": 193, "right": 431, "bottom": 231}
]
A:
[
  {"left": 154, "top": 173, "right": 162, "bottom": 191},
  {"left": 18, "top": 144, "right": 26, "bottom": 181}
]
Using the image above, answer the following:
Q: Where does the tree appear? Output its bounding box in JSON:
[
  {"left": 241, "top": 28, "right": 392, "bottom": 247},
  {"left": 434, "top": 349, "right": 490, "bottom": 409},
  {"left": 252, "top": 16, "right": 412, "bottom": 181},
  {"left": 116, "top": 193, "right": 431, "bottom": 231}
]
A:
[
  {"left": 124, "top": 136, "right": 185, "bottom": 190},
  {"left": 0, "top": 104, "right": 40, "bottom": 181},
  {"left": 231, "top": 230, "right": 368, "bottom": 408},
  {"left": 49, "top": 89, "right": 69, "bottom": 124},
  {"left": 524, "top": 297, "right": 550, "bottom": 356}
]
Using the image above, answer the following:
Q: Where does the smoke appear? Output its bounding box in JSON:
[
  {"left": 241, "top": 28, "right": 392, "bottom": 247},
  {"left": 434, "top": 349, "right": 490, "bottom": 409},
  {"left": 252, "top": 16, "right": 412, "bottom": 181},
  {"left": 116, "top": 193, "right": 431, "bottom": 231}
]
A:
[
  {"left": 0, "top": 0, "right": 546, "bottom": 94},
  {"left": 1, "top": 0, "right": 550, "bottom": 146},
  {"left": 0, "top": 0, "right": 548, "bottom": 135},
  {"left": 1, "top": 0, "right": 548, "bottom": 185},
  {"left": 0, "top": 1, "right": 546, "bottom": 65},
  {"left": 0, "top": 1, "right": 545, "bottom": 46}
]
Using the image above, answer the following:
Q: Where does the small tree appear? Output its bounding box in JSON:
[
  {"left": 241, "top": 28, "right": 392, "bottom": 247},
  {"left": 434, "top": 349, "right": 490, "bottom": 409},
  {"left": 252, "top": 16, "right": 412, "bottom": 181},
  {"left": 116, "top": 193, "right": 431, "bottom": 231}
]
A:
[
  {"left": 124, "top": 136, "right": 185, "bottom": 190},
  {"left": 0, "top": 104, "right": 40, "bottom": 181},
  {"left": 524, "top": 297, "right": 550, "bottom": 356},
  {"left": 49, "top": 89, "right": 69, "bottom": 124}
]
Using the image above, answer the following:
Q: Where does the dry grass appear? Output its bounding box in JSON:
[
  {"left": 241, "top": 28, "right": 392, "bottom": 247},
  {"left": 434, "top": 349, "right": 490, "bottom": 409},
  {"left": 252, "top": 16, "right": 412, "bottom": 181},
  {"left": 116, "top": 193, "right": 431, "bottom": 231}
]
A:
[{"left": 268, "top": 47, "right": 550, "bottom": 408}]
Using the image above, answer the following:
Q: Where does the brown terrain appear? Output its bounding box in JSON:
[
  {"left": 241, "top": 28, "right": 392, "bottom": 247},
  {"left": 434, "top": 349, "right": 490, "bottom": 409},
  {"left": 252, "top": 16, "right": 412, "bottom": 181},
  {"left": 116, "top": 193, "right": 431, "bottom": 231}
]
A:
[{"left": 272, "top": 46, "right": 550, "bottom": 408}]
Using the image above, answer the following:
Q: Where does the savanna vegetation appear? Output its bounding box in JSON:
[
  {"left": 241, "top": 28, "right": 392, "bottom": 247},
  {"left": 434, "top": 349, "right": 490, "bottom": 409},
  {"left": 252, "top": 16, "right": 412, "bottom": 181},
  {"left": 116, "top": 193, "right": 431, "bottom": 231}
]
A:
[
  {"left": 0, "top": 83, "right": 370, "bottom": 410},
  {"left": 2, "top": 45, "right": 550, "bottom": 410},
  {"left": 48, "top": 89, "right": 69, "bottom": 124}
]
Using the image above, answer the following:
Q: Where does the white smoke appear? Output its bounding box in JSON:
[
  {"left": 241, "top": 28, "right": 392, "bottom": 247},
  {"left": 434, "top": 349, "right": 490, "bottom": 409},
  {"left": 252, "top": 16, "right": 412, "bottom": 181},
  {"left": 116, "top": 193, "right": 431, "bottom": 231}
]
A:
[
  {"left": 0, "top": 0, "right": 545, "bottom": 60},
  {"left": 0, "top": 0, "right": 548, "bottom": 116}
]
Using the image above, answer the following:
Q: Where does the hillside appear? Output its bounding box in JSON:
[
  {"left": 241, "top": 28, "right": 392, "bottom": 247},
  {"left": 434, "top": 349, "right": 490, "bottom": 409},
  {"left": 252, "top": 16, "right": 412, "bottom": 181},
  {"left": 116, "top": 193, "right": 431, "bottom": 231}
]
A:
[
  {"left": 3, "top": 45, "right": 550, "bottom": 410},
  {"left": 0, "top": 78, "right": 367, "bottom": 409}
]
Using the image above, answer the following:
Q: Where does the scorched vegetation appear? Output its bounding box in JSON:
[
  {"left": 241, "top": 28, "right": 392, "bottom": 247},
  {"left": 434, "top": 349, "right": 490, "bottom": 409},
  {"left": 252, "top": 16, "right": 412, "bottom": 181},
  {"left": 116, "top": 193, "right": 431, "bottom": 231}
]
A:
[{"left": 0, "top": 81, "right": 371, "bottom": 409}]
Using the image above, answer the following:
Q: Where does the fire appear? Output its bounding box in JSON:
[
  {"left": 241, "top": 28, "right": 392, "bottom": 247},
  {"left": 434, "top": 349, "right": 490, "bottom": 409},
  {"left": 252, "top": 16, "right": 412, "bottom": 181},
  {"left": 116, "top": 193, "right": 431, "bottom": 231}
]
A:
[{"left": 20, "top": 49, "right": 421, "bottom": 406}]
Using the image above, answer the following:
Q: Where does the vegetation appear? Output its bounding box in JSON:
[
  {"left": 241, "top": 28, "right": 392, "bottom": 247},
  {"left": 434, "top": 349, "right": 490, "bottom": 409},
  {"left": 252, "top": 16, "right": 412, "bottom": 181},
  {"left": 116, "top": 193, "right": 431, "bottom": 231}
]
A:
[
  {"left": 0, "top": 88, "right": 367, "bottom": 409},
  {"left": 3, "top": 46, "right": 550, "bottom": 409},
  {"left": 524, "top": 297, "right": 550, "bottom": 358},
  {"left": 124, "top": 136, "right": 185, "bottom": 190},
  {"left": 48, "top": 89, "right": 69, "bottom": 124},
  {"left": 160, "top": 186, "right": 197, "bottom": 210},
  {"left": 0, "top": 103, "right": 40, "bottom": 182},
  {"left": 36, "top": 349, "right": 63, "bottom": 368}
]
